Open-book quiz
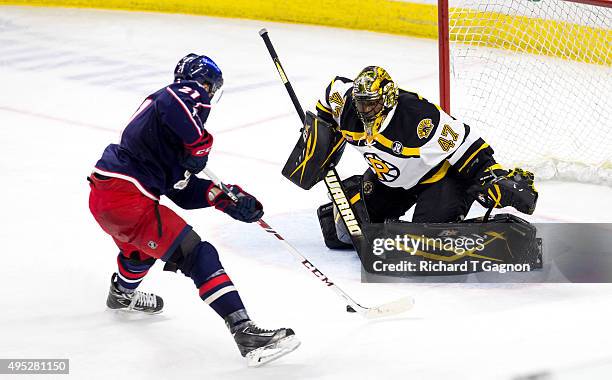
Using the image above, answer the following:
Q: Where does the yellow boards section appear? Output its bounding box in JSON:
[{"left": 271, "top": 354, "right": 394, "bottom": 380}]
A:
[
  {"left": 0, "top": 0, "right": 439, "bottom": 38},
  {"left": 3, "top": 0, "right": 608, "bottom": 65},
  {"left": 450, "top": 8, "right": 611, "bottom": 66}
]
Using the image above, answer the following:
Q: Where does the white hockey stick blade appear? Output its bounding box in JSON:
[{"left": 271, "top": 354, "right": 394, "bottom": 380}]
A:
[
  {"left": 354, "top": 296, "right": 415, "bottom": 319},
  {"left": 246, "top": 335, "right": 301, "bottom": 367}
]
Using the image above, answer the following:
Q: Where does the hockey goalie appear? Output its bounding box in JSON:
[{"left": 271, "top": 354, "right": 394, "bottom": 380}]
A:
[{"left": 282, "top": 66, "right": 538, "bottom": 251}]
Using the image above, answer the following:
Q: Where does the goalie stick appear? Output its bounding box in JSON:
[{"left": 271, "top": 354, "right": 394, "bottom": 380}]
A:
[
  {"left": 202, "top": 168, "right": 413, "bottom": 319},
  {"left": 259, "top": 28, "right": 363, "bottom": 249},
  {"left": 257, "top": 28, "right": 415, "bottom": 317}
]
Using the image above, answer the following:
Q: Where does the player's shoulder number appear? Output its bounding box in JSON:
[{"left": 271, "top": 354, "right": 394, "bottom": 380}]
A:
[
  {"left": 178, "top": 86, "right": 200, "bottom": 99},
  {"left": 437, "top": 124, "right": 459, "bottom": 152}
]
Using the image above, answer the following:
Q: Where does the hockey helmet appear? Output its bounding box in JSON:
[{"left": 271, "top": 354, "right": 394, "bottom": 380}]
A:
[
  {"left": 352, "top": 66, "right": 398, "bottom": 143},
  {"left": 174, "top": 54, "right": 224, "bottom": 98}
]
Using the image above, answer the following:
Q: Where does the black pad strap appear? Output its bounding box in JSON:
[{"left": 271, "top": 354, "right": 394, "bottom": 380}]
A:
[{"left": 163, "top": 229, "right": 201, "bottom": 272}]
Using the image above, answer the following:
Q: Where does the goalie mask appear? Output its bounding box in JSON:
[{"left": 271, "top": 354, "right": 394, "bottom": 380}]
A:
[{"left": 352, "top": 66, "right": 398, "bottom": 144}]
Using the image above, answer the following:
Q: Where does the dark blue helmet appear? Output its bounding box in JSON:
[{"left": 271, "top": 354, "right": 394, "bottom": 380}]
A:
[{"left": 174, "top": 54, "right": 224, "bottom": 97}]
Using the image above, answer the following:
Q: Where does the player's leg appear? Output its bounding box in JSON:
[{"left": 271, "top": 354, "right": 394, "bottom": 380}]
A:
[
  {"left": 88, "top": 175, "right": 243, "bottom": 317},
  {"left": 89, "top": 175, "right": 298, "bottom": 364},
  {"left": 163, "top": 231, "right": 248, "bottom": 327},
  {"left": 105, "top": 243, "right": 162, "bottom": 313},
  {"left": 412, "top": 171, "right": 474, "bottom": 223},
  {"left": 164, "top": 230, "right": 299, "bottom": 365},
  {"left": 113, "top": 248, "right": 156, "bottom": 293},
  {"left": 318, "top": 170, "right": 417, "bottom": 249},
  {"left": 89, "top": 175, "right": 168, "bottom": 313},
  {"left": 361, "top": 169, "right": 418, "bottom": 223},
  {"left": 317, "top": 174, "right": 366, "bottom": 249}
]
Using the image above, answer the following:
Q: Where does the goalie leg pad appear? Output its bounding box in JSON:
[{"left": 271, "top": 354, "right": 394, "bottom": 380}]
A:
[
  {"left": 333, "top": 175, "right": 368, "bottom": 243},
  {"left": 361, "top": 213, "right": 542, "bottom": 276},
  {"left": 317, "top": 203, "right": 353, "bottom": 249},
  {"left": 317, "top": 175, "right": 369, "bottom": 249}
]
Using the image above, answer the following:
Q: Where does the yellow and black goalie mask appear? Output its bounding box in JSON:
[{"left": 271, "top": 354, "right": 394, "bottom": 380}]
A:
[{"left": 352, "top": 66, "right": 398, "bottom": 144}]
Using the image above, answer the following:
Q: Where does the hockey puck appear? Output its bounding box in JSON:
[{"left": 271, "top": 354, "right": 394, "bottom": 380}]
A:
[{"left": 346, "top": 305, "right": 356, "bottom": 313}]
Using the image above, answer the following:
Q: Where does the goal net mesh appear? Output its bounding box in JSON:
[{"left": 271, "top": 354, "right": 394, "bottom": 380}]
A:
[{"left": 448, "top": 0, "right": 611, "bottom": 185}]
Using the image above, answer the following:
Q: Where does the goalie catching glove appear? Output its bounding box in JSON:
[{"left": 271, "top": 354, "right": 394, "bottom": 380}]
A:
[
  {"left": 469, "top": 168, "right": 538, "bottom": 215},
  {"left": 207, "top": 184, "right": 264, "bottom": 223}
]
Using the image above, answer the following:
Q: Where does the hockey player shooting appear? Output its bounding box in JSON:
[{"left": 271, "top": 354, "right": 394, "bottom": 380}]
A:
[
  {"left": 87, "top": 54, "right": 299, "bottom": 366},
  {"left": 298, "top": 66, "right": 538, "bottom": 249}
]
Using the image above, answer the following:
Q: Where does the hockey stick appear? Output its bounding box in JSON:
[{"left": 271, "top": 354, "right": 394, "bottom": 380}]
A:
[
  {"left": 258, "top": 28, "right": 414, "bottom": 317},
  {"left": 259, "top": 28, "right": 363, "bottom": 250},
  {"left": 259, "top": 28, "right": 305, "bottom": 123},
  {"left": 202, "top": 167, "right": 413, "bottom": 319}
]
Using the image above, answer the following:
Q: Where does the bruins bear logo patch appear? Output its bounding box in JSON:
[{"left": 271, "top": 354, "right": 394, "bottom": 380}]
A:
[{"left": 417, "top": 119, "right": 434, "bottom": 139}]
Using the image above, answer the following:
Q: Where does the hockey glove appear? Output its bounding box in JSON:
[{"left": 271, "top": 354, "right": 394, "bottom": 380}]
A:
[
  {"left": 181, "top": 130, "right": 213, "bottom": 173},
  {"left": 468, "top": 168, "right": 538, "bottom": 215},
  {"left": 207, "top": 184, "right": 264, "bottom": 223}
]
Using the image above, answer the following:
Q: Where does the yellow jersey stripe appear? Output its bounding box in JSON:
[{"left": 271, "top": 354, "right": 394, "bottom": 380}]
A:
[
  {"left": 341, "top": 130, "right": 366, "bottom": 141},
  {"left": 316, "top": 101, "right": 333, "bottom": 115},
  {"left": 340, "top": 129, "right": 421, "bottom": 157},
  {"left": 420, "top": 161, "right": 451, "bottom": 184},
  {"left": 374, "top": 133, "right": 420, "bottom": 157},
  {"left": 458, "top": 142, "right": 489, "bottom": 173}
]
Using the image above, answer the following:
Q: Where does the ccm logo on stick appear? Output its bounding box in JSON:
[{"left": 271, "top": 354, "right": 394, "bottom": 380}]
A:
[{"left": 301, "top": 260, "right": 334, "bottom": 286}]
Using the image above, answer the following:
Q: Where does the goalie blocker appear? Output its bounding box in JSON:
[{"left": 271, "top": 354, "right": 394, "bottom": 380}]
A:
[{"left": 282, "top": 111, "right": 345, "bottom": 190}]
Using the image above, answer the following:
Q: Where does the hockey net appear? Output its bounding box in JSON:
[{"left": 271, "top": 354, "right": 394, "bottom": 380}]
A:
[{"left": 440, "top": 0, "right": 611, "bottom": 185}]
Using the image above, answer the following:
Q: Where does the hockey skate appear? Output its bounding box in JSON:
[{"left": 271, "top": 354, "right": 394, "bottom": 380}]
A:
[
  {"left": 232, "top": 322, "right": 300, "bottom": 367},
  {"left": 106, "top": 273, "right": 163, "bottom": 314}
]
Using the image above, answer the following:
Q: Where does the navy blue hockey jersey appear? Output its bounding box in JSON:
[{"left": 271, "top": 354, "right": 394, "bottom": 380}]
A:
[{"left": 94, "top": 81, "right": 213, "bottom": 201}]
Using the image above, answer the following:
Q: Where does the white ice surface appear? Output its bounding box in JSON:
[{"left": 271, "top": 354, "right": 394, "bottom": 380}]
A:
[{"left": 1, "top": 6, "right": 612, "bottom": 380}]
